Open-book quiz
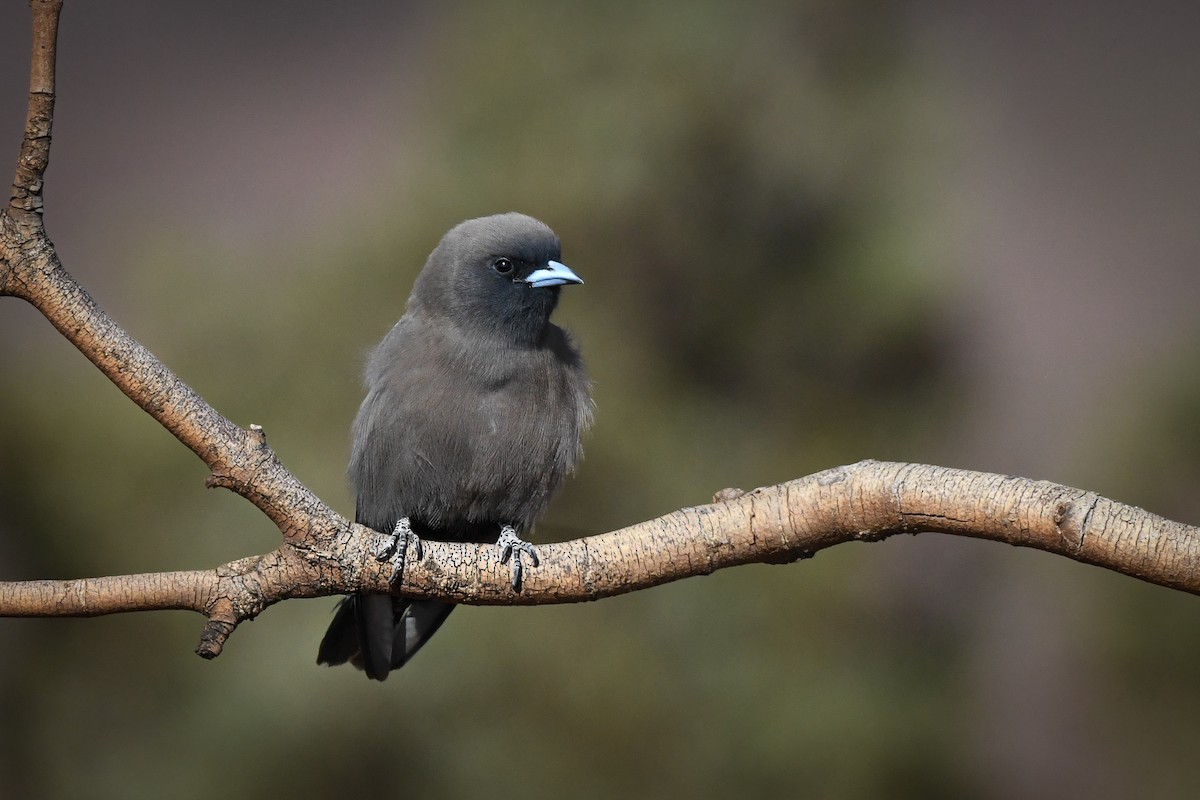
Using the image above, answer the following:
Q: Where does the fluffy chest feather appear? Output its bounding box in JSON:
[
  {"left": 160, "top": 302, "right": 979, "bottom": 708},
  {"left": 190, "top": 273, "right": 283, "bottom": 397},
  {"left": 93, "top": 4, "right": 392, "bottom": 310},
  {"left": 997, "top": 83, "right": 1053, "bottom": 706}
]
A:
[{"left": 350, "top": 313, "right": 591, "bottom": 533}]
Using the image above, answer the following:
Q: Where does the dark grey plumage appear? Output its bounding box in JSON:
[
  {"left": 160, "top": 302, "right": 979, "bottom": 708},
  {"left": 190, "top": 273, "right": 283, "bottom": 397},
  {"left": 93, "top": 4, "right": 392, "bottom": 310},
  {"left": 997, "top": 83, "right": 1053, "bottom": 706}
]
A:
[{"left": 317, "top": 213, "right": 591, "bottom": 680}]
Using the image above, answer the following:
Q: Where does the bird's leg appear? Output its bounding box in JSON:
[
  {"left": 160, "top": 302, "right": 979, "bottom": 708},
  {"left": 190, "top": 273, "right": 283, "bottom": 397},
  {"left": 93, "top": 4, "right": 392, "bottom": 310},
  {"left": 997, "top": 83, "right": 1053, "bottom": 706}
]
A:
[
  {"left": 373, "top": 517, "right": 424, "bottom": 587},
  {"left": 497, "top": 524, "right": 539, "bottom": 592}
]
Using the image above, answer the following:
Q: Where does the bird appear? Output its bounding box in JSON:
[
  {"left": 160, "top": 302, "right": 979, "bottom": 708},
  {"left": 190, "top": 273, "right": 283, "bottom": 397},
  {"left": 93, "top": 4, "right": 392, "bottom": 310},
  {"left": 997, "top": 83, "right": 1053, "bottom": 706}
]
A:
[{"left": 316, "top": 212, "right": 591, "bottom": 681}]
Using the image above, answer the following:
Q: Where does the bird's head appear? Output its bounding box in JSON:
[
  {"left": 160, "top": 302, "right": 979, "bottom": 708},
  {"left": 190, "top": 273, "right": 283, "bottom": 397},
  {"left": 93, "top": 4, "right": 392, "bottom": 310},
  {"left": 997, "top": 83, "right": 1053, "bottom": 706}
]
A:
[{"left": 411, "top": 212, "right": 583, "bottom": 344}]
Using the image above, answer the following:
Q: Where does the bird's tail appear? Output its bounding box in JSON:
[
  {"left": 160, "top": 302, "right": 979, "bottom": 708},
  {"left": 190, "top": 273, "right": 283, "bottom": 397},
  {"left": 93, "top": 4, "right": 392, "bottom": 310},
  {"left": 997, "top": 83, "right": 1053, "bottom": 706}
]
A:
[{"left": 316, "top": 593, "right": 456, "bottom": 680}]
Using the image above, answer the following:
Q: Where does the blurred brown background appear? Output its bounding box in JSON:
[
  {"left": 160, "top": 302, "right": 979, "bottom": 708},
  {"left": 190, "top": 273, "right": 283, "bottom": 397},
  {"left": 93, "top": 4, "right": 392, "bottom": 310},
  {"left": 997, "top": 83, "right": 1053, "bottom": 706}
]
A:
[{"left": 3, "top": 1, "right": 1200, "bottom": 798}]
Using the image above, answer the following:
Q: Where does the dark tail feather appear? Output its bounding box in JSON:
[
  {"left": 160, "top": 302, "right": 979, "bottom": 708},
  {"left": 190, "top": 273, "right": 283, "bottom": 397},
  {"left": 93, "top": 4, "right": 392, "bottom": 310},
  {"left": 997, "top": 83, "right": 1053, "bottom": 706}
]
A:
[
  {"left": 356, "top": 593, "right": 398, "bottom": 680},
  {"left": 316, "top": 594, "right": 456, "bottom": 680},
  {"left": 315, "top": 593, "right": 394, "bottom": 680},
  {"left": 391, "top": 600, "right": 455, "bottom": 669},
  {"left": 316, "top": 596, "right": 359, "bottom": 666}
]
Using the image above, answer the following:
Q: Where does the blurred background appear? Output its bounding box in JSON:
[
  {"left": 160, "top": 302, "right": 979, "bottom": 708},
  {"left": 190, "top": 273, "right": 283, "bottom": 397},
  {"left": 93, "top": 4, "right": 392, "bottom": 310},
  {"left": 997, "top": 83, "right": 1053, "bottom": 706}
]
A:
[{"left": 2, "top": 1, "right": 1199, "bottom": 797}]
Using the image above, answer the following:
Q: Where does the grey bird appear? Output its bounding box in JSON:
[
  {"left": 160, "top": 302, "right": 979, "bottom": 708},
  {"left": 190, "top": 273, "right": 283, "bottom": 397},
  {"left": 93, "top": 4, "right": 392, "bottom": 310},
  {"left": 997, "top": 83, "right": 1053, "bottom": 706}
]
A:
[{"left": 316, "top": 212, "right": 591, "bottom": 681}]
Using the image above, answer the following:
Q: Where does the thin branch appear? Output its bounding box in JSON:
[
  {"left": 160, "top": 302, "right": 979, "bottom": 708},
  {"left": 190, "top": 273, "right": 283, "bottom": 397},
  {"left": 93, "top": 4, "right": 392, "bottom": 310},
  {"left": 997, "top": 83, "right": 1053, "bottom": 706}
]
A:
[
  {"left": 1, "top": 0, "right": 350, "bottom": 654},
  {"left": 0, "top": 0, "right": 343, "bottom": 547},
  {"left": 9, "top": 0, "right": 60, "bottom": 218}
]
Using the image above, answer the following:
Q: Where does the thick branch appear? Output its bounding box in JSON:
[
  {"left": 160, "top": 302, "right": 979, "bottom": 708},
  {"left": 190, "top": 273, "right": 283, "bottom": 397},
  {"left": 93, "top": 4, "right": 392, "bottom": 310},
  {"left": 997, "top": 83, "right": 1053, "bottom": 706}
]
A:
[
  {"left": 3, "top": 461, "right": 1198, "bottom": 634},
  {"left": 286, "top": 461, "right": 1200, "bottom": 600}
]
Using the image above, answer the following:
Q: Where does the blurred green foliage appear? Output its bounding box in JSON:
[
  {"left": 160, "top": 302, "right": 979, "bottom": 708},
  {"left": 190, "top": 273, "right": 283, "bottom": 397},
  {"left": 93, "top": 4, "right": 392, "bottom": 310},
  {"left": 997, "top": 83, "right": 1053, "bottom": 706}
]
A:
[{"left": 3, "top": 1, "right": 1200, "bottom": 799}]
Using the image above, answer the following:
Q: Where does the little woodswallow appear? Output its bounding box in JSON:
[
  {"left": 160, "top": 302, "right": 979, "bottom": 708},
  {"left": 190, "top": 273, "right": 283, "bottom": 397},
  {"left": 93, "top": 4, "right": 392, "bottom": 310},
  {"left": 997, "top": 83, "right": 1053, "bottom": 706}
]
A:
[{"left": 317, "top": 213, "right": 592, "bottom": 680}]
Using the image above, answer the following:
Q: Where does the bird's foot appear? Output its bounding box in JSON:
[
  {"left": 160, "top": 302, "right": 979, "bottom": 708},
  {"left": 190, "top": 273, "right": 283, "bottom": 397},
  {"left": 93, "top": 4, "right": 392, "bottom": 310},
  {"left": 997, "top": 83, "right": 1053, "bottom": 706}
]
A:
[
  {"left": 373, "top": 517, "right": 423, "bottom": 587},
  {"left": 497, "top": 524, "right": 539, "bottom": 592}
]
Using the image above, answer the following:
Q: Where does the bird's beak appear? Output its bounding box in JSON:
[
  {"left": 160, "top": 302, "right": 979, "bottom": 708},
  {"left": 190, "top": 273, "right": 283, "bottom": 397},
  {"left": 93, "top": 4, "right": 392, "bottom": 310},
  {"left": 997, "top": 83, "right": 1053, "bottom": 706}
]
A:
[{"left": 520, "top": 260, "right": 584, "bottom": 288}]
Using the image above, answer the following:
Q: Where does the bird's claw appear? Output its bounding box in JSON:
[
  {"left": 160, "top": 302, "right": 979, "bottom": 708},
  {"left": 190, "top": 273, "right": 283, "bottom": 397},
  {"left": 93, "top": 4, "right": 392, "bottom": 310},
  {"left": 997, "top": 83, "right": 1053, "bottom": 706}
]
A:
[
  {"left": 373, "top": 517, "right": 423, "bottom": 587},
  {"left": 372, "top": 517, "right": 408, "bottom": 561},
  {"left": 497, "top": 524, "right": 539, "bottom": 592}
]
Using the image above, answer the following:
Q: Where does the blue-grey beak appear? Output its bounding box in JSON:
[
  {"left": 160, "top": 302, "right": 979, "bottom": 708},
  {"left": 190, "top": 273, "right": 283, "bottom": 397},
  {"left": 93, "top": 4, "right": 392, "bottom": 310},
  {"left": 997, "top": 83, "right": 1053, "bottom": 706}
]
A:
[{"left": 520, "top": 260, "right": 583, "bottom": 288}]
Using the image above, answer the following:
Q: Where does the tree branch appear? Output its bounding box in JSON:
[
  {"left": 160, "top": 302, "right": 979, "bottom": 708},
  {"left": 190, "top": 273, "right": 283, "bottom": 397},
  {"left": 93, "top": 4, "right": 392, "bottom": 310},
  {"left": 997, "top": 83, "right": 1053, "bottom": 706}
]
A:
[
  {"left": 1, "top": 1, "right": 344, "bottom": 548},
  {"left": 3, "top": 460, "right": 1199, "bottom": 615},
  {"left": 8, "top": 0, "right": 59, "bottom": 218},
  {"left": 3, "top": 3, "right": 1199, "bottom": 665}
]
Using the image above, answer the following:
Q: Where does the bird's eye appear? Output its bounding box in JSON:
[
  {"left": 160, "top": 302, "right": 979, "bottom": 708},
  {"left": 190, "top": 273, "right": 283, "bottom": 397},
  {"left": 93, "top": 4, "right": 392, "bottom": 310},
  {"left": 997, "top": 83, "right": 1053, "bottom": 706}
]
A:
[{"left": 492, "top": 258, "right": 515, "bottom": 276}]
